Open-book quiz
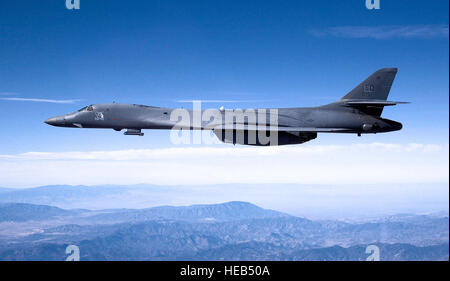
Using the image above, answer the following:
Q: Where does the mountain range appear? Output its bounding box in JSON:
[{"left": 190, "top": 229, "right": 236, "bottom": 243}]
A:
[{"left": 0, "top": 199, "right": 447, "bottom": 261}]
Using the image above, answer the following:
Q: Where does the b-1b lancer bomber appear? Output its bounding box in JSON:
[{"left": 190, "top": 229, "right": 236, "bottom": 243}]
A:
[{"left": 45, "top": 68, "right": 408, "bottom": 146}]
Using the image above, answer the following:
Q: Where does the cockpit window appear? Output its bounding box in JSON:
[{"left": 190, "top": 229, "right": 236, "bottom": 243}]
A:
[{"left": 77, "top": 105, "right": 94, "bottom": 112}]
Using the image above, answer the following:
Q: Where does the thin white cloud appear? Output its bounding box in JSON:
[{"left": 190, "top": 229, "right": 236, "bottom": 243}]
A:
[
  {"left": 0, "top": 143, "right": 444, "bottom": 161},
  {"left": 175, "top": 99, "right": 273, "bottom": 103},
  {"left": 311, "top": 24, "right": 449, "bottom": 39},
  {"left": 0, "top": 143, "right": 448, "bottom": 187},
  {"left": 0, "top": 97, "right": 82, "bottom": 104}
]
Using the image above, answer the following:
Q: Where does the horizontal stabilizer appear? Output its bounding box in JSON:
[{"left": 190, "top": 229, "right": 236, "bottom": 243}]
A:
[{"left": 342, "top": 100, "right": 410, "bottom": 107}]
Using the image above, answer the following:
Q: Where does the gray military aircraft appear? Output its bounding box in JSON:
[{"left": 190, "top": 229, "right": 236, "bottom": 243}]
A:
[{"left": 45, "top": 68, "right": 408, "bottom": 145}]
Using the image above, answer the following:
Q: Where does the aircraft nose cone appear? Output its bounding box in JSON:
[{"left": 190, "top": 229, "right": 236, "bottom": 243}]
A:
[
  {"left": 45, "top": 116, "right": 62, "bottom": 126},
  {"left": 45, "top": 117, "right": 56, "bottom": 125}
]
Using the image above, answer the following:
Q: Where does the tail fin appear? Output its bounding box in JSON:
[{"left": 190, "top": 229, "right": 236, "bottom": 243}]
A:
[
  {"left": 340, "top": 68, "right": 398, "bottom": 116},
  {"left": 341, "top": 68, "right": 398, "bottom": 101}
]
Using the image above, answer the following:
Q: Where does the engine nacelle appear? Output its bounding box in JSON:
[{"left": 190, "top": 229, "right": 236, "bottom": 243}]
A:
[{"left": 214, "top": 130, "right": 316, "bottom": 146}]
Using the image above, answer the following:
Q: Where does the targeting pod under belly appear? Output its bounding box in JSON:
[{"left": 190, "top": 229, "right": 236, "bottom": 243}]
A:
[{"left": 124, "top": 129, "right": 144, "bottom": 136}]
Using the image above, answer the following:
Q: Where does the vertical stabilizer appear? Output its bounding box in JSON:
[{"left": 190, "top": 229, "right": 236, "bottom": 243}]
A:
[
  {"left": 340, "top": 68, "right": 398, "bottom": 116},
  {"left": 341, "top": 68, "right": 398, "bottom": 101}
]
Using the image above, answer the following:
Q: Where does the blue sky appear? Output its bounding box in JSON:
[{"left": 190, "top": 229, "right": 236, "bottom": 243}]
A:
[{"left": 0, "top": 1, "right": 448, "bottom": 191}]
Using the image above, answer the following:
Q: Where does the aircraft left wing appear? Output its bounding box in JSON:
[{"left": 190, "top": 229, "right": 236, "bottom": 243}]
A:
[{"left": 210, "top": 124, "right": 351, "bottom": 133}]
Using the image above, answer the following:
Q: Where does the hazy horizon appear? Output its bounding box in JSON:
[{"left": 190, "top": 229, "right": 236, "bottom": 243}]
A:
[{"left": 1, "top": 182, "right": 447, "bottom": 220}]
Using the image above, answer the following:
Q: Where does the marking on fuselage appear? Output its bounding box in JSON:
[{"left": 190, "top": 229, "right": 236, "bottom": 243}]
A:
[{"left": 95, "top": 112, "right": 104, "bottom": 121}]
